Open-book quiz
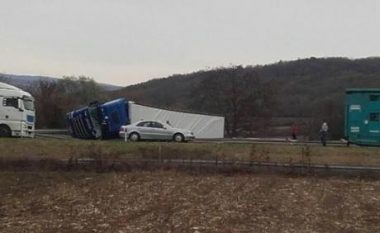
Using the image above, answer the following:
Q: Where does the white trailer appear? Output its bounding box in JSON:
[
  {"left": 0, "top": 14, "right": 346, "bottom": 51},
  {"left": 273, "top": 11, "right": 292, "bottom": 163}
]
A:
[
  {"left": 0, "top": 82, "right": 35, "bottom": 137},
  {"left": 128, "top": 102, "right": 224, "bottom": 139}
]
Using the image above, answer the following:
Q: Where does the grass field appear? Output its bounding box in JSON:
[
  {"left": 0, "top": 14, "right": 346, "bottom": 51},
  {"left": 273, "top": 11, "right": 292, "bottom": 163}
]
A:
[
  {"left": 1, "top": 138, "right": 380, "bottom": 166},
  {"left": 0, "top": 171, "right": 379, "bottom": 233}
]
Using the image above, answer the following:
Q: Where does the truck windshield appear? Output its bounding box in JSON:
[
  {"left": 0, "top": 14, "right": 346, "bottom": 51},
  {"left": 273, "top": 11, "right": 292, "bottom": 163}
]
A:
[
  {"left": 89, "top": 107, "right": 99, "bottom": 122},
  {"left": 23, "top": 99, "right": 35, "bottom": 111}
]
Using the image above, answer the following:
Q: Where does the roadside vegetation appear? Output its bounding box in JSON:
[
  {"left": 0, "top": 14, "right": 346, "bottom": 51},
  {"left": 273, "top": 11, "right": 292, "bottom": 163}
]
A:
[{"left": 1, "top": 138, "right": 380, "bottom": 166}]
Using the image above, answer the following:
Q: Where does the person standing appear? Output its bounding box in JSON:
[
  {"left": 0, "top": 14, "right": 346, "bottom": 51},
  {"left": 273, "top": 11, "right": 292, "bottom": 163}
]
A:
[
  {"left": 291, "top": 122, "right": 299, "bottom": 140},
  {"left": 320, "top": 121, "right": 328, "bottom": 146}
]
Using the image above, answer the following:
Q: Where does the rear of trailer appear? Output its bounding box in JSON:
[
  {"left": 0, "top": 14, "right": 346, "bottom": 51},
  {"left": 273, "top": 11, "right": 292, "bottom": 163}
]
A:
[{"left": 345, "top": 89, "right": 380, "bottom": 146}]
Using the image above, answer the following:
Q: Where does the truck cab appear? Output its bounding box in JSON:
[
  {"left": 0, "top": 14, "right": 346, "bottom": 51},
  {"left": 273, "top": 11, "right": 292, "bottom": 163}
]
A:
[
  {"left": 0, "top": 82, "right": 35, "bottom": 137},
  {"left": 67, "top": 98, "right": 129, "bottom": 139}
]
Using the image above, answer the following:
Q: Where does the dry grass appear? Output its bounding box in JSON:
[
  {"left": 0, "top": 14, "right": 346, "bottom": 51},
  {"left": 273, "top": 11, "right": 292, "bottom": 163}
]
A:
[
  {"left": 0, "top": 171, "right": 379, "bottom": 233},
  {"left": 1, "top": 138, "right": 380, "bottom": 166}
]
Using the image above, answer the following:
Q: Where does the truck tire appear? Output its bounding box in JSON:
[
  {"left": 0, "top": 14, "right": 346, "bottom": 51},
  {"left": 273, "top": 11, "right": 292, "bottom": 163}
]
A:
[
  {"left": 129, "top": 132, "right": 140, "bottom": 142},
  {"left": 173, "top": 133, "right": 184, "bottom": 142},
  {"left": 0, "top": 125, "right": 11, "bottom": 137}
]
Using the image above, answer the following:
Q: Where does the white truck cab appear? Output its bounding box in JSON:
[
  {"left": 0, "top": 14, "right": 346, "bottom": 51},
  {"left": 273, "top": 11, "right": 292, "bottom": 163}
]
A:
[{"left": 0, "top": 82, "right": 35, "bottom": 137}]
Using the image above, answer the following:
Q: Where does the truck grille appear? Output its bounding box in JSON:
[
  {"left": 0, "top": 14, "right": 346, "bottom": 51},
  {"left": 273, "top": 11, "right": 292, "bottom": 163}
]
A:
[{"left": 71, "top": 116, "right": 92, "bottom": 138}]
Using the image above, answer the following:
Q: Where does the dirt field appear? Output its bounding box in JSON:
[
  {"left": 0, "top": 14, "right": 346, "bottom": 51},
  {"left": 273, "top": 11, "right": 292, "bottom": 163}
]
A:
[{"left": 0, "top": 171, "right": 379, "bottom": 233}]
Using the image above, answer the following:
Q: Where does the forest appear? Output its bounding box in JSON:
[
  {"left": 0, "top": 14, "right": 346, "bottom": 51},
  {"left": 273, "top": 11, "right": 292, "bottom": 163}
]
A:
[
  {"left": 113, "top": 57, "right": 380, "bottom": 139},
  {"left": 3, "top": 57, "right": 380, "bottom": 139}
]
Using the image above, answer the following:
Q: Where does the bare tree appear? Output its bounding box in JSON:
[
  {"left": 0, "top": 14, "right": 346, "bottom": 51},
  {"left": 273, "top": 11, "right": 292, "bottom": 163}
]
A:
[{"left": 191, "top": 66, "right": 274, "bottom": 137}]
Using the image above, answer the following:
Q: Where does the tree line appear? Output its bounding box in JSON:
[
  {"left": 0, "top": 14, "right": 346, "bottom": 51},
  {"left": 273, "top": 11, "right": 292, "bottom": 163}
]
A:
[
  {"left": 115, "top": 57, "right": 380, "bottom": 139},
  {"left": 26, "top": 76, "right": 106, "bottom": 128},
  {"left": 3, "top": 57, "right": 380, "bottom": 139}
]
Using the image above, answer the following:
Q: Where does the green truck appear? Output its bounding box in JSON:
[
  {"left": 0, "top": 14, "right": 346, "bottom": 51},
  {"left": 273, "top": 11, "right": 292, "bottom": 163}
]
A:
[{"left": 345, "top": 89, "right": 380, "bottom": 146}]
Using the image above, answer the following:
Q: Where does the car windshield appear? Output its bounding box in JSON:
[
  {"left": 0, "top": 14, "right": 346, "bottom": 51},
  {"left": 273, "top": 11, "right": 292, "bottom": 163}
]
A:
[{"left": 23, "top": 99, "right": 35, "bottom": 111}]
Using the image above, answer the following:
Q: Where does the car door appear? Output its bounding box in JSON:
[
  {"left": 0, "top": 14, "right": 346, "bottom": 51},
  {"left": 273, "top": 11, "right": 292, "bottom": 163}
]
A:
[
  {"left": 151, "top": 122, "right": 172, "bottom": 140},
  {"left": 136, "top": 121, "right": 154, "bottom": 139}
]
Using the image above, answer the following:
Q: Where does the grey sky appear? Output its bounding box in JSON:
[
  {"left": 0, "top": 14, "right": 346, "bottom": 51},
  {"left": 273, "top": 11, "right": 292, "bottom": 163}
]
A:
[{"left": 1, "top": 0, "right": 379, "bottom": 86}]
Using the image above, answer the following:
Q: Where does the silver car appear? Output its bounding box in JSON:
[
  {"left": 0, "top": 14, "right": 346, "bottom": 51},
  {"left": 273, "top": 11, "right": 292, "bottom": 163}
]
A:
[{"left": 119, "top": 121, "right": 195, "bottom": 142}]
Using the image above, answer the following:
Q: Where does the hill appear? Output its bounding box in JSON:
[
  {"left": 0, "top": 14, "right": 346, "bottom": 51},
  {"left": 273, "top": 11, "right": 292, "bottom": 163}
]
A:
[
  {"left": 3, "top": 57, "right": 379, "bottom": 138},
  {"left": 113, "top": 57, "right": 380, "bottom": 138},
  {"left": 0, "top": 73, "right": 123, "bottom": 91}
]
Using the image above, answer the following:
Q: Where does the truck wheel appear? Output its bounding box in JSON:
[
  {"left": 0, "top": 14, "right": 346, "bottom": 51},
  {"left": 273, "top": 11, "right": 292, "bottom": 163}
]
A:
[
  {"left": 0, "top": 125, "right": 11, "bottom": 137},
  {"left": 173, "top": 133, "right": 184, "bottom": 142},
  {"left": 129, "top": 132, "right": 140, "bottom": 142}
]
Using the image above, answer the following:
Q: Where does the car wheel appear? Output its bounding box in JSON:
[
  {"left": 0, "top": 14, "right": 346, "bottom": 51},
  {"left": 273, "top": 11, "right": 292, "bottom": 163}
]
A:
[
  {"left": 129, "top": 132, "right": 140, "bottom": 142},
  {"left": 0, "top": 125, "right": 11, "bottom": 137},
  {"left": 173, "top": 133, "right": 184, "bottom": 142}
]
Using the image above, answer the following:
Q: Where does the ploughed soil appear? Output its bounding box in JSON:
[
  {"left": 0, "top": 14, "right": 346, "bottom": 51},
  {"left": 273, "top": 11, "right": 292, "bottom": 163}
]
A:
[{"left": 0, "top": 171, "right": 379, "bottom": 233}]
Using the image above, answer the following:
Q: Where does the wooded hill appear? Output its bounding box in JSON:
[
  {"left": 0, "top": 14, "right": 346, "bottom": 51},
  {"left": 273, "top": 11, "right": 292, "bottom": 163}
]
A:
[
  {"left": 112, "top": 57, "right": 380, "bottom": 139},
  {"left": 3, "top": 57, "right": 380, "bottom": 139}
]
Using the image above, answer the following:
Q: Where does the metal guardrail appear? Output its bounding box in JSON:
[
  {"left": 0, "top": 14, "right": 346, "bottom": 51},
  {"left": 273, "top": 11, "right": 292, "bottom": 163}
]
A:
[
  {"left": 75, "top": 158, "right": 380, "bottom": 177},
  {"left": 195, "top": 137, "right": 347, "bottom": 146},
  {"left": 34, "top": 129, "right": 71, "bottom": 139},
  {"left": 3, "top": 157, "right": 375, "bottom": 178},
  {"left": 34, "top": 130, "right": 346, "bottom": 145},
  {"left": 34, "top": 129, "right": 69, "bottom": 135}
]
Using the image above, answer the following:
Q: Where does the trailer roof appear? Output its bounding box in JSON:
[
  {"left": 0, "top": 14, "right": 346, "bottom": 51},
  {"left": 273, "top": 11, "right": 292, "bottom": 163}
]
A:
[
  {"left": 0, "top": 82, "right": 33, "bottom": 99},
  {"left": 0, "top": 82, "right": 21, "bottom": 91},
  {"left": 346, "top": 88, "right": 380, "bottom": 93}
]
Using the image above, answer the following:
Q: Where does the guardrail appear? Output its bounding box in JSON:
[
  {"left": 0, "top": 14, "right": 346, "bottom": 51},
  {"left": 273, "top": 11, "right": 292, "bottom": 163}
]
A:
[
  {"left": 34, "top": 129, "right": 69, "bottom": 135},
  {"left": 2, "top": 157, "right": 379, "bottom": 178},
  {"left": 33, "top": 130, "right": 352, "bottom": 150},
  {"left": 34, "top": 129, "right": 70, "bottom": 139}
]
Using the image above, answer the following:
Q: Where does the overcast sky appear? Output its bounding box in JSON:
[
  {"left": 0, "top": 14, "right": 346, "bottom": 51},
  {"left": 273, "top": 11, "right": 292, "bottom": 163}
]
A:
[{"left": 0, "top": 0, "right": 379, "bottom": 86}]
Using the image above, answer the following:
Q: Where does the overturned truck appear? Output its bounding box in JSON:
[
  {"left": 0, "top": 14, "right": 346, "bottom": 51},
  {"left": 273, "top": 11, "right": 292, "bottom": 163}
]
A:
[{"left": 66, "top": 98, "right": 224, "bottom": 139}]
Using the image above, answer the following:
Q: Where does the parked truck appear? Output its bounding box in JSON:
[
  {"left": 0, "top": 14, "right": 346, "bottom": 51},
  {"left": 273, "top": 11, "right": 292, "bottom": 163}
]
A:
[
  {"left": 67, "top": 98, "right": 225, "bottom": 139},
  {"left": 345, "top": 88, "right": 380, "bottom": 146},
  {"left": 0, "top": 82, "right": 35, "bottom": 137}
]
